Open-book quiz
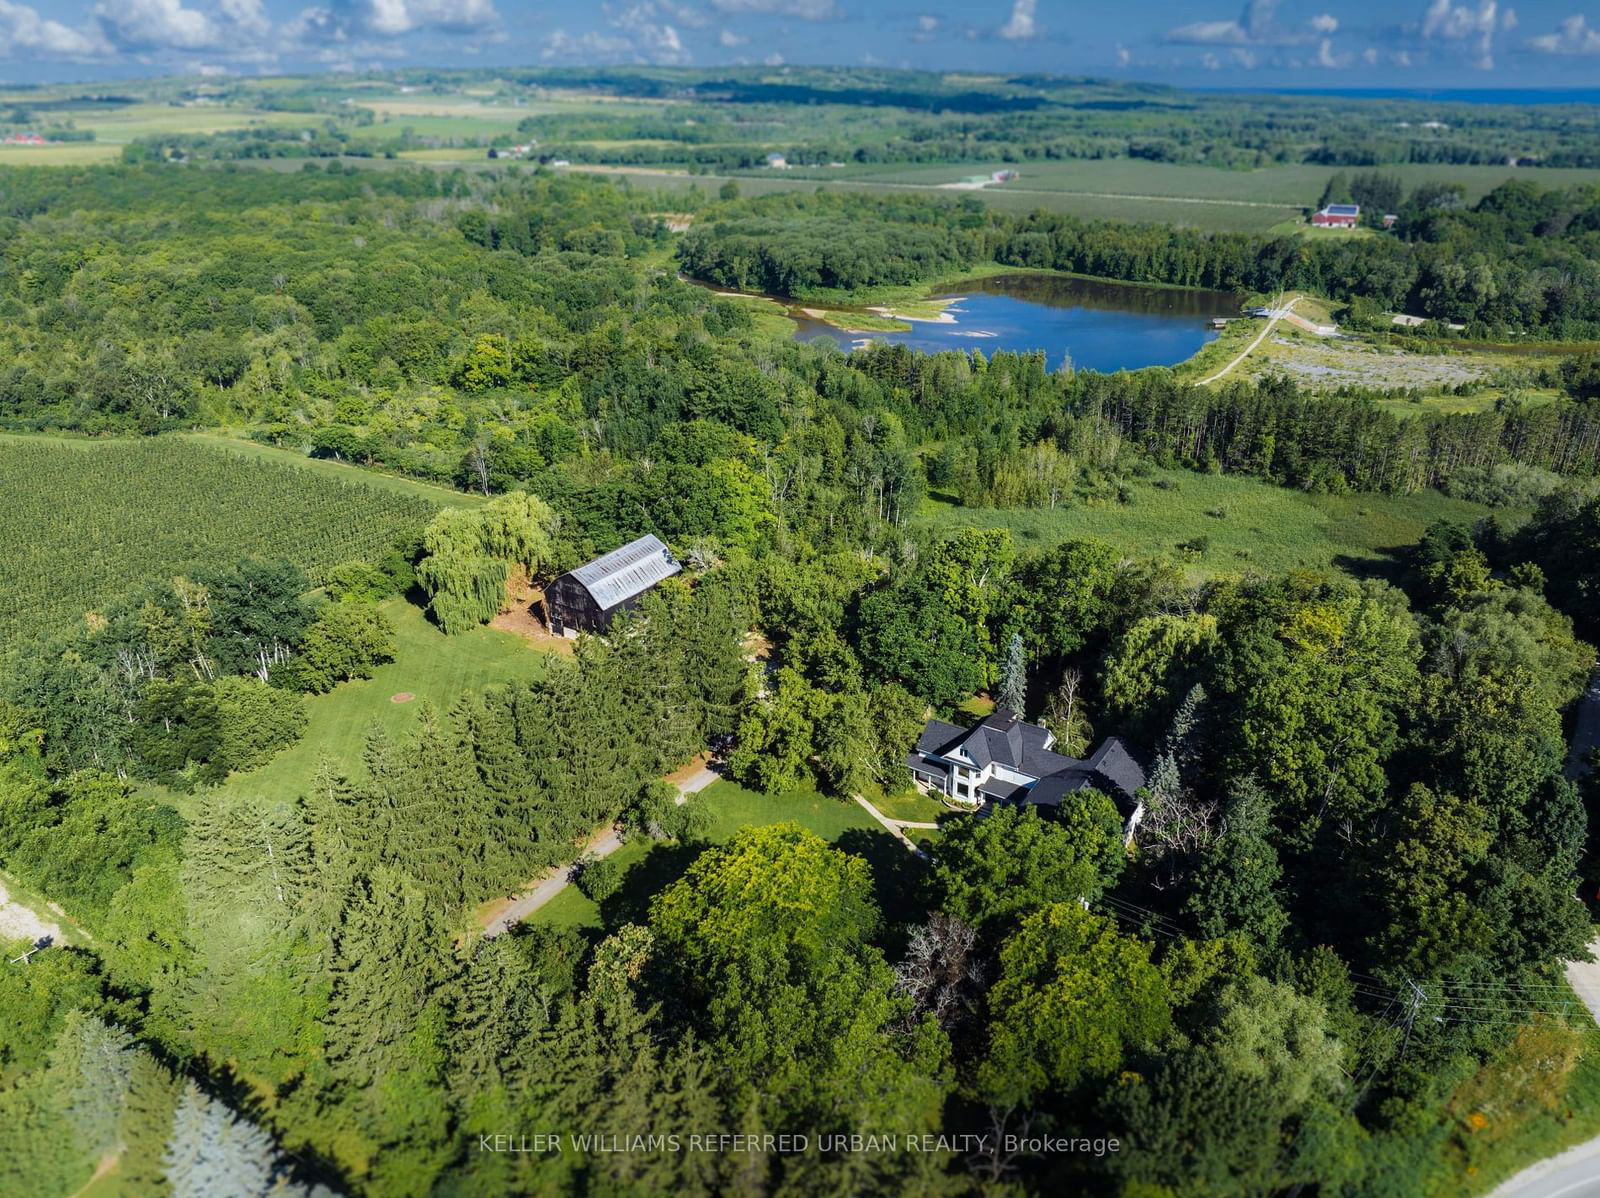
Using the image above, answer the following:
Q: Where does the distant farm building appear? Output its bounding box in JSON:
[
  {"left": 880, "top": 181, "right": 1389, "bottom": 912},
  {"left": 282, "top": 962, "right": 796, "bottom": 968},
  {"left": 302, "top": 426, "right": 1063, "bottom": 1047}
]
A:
[
  {"left": 991, "top": 169, "right": 1019, "bottom": 183},
  {"left": 544, "top": 534, "right": 681, "bottom": 637},
  {"left": 1382, "top": 213, "right": 1398, "bottom": 229},
  {"left": 1, "top": 132, "right": 47, "bottom": 146},
  {"left": 1312, "top": 204, "right": 1360, "bottom": 228},
  {"left": 765, "top": 152, "right": 788, "bottom": 169}
]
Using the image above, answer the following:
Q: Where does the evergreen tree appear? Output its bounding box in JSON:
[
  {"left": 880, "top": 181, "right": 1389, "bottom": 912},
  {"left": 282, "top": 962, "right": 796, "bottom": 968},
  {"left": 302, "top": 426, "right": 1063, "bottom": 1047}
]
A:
[
  {"left": 162, "top": 1080, "right": 304, "bottom": 1198},
  {"left": 997, "top": 631, "right": 1026, "bottom": 714}
]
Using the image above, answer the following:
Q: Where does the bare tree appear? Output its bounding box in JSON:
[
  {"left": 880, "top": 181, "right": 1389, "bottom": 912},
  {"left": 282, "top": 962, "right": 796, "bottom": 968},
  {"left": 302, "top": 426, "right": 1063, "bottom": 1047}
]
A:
[{"left": 894, "top": 913, "right": 985, "bottom": 1034}]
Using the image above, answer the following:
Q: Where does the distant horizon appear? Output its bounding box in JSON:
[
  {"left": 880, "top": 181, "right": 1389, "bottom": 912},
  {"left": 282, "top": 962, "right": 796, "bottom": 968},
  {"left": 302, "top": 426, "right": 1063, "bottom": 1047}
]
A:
[
  {"left": 6, "top": 2, "right": 1600, "bottom": 89},
  {"left": 5, "top": 67, "right": 1600, "bottom": 110}
]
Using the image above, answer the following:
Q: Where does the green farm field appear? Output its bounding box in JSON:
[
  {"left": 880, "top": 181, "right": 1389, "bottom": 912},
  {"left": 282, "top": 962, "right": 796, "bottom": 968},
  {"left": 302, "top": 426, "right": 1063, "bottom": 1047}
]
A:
[
  {"left": 0, "top": 434, "right": 440, "bottom": 662},
  {"left": 915, "top": 468, "right": 1510, "bottom": 580},
  {"left": 821, "top": 159, "right": 1600, "bottom": 206}
]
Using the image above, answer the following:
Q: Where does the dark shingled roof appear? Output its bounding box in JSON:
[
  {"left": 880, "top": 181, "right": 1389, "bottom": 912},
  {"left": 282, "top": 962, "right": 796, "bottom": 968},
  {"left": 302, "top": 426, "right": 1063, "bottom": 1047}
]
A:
[{"left": 910, "top": 710, "right": 1147, "bottom": 810}]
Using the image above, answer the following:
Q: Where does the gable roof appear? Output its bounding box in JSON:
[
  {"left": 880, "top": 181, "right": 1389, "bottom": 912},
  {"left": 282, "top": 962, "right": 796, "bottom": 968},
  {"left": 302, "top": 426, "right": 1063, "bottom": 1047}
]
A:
[
  {"left": 566, "top": 534, "right": 681, "bottom": 611},
  {"left": 912, "top": 710, "right": 1148, "bottom": 808},
  {"left": 1319, "top": 203, "right": 1360, "bottom": 216},
  {"left": 1086, "top": 737, "right": 1146, "bottom": 799}
]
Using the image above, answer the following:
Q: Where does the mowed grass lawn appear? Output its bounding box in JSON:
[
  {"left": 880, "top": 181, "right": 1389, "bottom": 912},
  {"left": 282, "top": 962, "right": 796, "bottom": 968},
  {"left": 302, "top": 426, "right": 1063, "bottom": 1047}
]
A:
[
  {"left": 533, "top": 779, "right": 893, "bottom": 932},
  {"left": 161, "top": 599, "right": 549, "bottom": 814},
  {"left": 916, "top": 469, "right": 1508, "bottom": 580}
]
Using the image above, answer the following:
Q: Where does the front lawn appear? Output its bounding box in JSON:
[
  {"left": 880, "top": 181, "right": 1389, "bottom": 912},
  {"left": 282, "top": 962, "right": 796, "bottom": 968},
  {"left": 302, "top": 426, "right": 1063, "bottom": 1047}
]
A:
[{"left": 528, "top": 780, "right": 896, "bottom": 933}]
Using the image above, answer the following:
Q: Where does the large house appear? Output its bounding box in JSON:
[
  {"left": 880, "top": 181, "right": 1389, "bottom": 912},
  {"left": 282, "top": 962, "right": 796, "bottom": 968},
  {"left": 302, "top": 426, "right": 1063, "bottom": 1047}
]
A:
[
  {"left": 544, "top": 534, "right": 680, "bottom": 637},
  {"left": 1312, "top": 203, "right": 1360, "bottom": 228},
  {"left": 907, "top": 708, "right": 1146, "bottom": 818}
]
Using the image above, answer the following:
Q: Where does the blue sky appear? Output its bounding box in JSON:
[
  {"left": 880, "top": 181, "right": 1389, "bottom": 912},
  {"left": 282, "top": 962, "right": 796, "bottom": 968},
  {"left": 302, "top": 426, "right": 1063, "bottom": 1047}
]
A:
[{"left": 5, "top": 1, "right": 1600, "bottom": 87}]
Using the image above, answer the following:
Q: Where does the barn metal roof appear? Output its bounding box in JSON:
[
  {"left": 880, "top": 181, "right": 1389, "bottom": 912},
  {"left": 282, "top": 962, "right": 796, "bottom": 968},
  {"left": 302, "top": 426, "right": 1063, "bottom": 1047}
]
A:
[
  {"left": 1320, "top": 204, "right": 1360, "bottom": 216},
  {"left": 568, "top": 534, "right": 681, "bottom": 611}
]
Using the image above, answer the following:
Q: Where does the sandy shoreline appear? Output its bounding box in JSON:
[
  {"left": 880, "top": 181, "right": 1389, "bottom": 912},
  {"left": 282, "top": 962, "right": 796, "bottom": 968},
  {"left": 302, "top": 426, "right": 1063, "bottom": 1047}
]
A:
[{"left": 868, "top": 297, "right": 964, "bottom": 324}]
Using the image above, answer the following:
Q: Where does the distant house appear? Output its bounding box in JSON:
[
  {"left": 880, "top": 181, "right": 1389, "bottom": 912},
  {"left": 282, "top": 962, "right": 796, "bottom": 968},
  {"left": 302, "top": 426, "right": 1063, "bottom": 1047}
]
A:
[
  {"left": 544, "top": 534, "right": 681, "bottom": 637},
  {"left": 907, "top": 708, "right": 1147, "bottom": 827},
  {"left": 1381, "top": 213, "right": 1398, "bottom": 229},
  {"left": 1312, "top": 203, "right": 1360, "bottom": 228},
  {"left": 765, "top": 152, "right": 788, "bottom": 169}
]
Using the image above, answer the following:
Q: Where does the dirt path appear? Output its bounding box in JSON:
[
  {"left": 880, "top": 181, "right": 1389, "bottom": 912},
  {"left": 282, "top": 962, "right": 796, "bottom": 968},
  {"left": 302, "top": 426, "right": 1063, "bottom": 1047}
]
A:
[
  {"left": 479, "top": 760, "right": 722, "bottom": 937},
  {"left": 1199, "top": 298, "right": 1297, "bottom": 385},
  {"left": 0, "top": 877, "right": 62, "bottom": 946}
]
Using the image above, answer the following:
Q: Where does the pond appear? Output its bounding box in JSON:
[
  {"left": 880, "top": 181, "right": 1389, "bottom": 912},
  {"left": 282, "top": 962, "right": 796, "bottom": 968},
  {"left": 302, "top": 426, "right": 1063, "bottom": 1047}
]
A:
[{"left": 788, "top": 273, "right": 1241, "bottom": 372}]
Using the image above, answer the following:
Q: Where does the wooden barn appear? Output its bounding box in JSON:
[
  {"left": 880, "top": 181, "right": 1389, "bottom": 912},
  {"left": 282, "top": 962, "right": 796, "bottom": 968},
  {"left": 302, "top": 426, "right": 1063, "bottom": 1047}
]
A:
[{"left": 544, "top": 534, "right": 681, "bottom": 636}]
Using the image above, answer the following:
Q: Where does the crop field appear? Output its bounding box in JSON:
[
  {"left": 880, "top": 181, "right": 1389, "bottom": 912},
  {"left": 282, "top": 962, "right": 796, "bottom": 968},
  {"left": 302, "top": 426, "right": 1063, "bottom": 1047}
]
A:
[
  {"left": 555, "top": 165, "right": 1296, "bottom": 232},
  {"left": 0, "top": 435, "right": 439, "bottom": 660},
  {"left": 916, "top": 468, "right": 1508, "bottom": 581},
  {"left": 801, "top": 158, "right": 1600, "bottom": 205}
]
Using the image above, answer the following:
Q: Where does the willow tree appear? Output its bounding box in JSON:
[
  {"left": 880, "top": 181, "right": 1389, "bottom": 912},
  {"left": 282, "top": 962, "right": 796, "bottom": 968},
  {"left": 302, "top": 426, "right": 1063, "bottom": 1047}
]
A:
[{"left": 417, "top": 492, "right": 558, "bottom": 634}]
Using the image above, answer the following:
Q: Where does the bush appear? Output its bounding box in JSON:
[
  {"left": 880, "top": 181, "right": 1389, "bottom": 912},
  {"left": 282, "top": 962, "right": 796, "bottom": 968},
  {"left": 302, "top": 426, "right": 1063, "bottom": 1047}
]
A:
[
  {"left": 289, "top": 601, "right": 397, "bottom": 693},
  {"left": 576, "top": 854, "right": 622, "bottom": 902},
  {"left": 211, "top": 677, "right": 307, "bottom": 773},
  {"left": 324, "top": 560, "right": 396, "bottom": 602}
]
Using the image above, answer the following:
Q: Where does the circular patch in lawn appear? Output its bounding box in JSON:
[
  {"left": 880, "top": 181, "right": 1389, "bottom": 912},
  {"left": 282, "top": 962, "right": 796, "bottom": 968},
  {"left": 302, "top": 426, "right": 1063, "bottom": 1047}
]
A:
[{"left": 391, "top": 692, "right": 415, "bottom": 703}]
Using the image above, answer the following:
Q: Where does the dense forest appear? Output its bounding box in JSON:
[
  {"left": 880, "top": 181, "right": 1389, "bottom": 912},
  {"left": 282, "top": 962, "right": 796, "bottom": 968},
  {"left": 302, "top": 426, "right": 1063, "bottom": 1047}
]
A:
[
  {"left": 680, "top": 185, "right": 1600, "bottom": 338},
  {"left": 1, "top": 152, "right": 1599, "bottom": 1197},
  {"left": 110, "top": 67, "right": 1600, "bottom": 171}
]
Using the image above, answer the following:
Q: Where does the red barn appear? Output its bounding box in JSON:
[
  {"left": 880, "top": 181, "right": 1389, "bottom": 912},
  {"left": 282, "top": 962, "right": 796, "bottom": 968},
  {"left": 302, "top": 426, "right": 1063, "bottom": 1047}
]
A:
[{"left": 1312, "top": 203, "right": 1360, "bottom": 228}]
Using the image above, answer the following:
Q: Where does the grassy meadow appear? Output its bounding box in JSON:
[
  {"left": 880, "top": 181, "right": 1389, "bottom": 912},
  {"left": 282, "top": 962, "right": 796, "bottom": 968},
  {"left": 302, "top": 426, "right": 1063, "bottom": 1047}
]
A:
[
  {"left": 532, "top": 779, "right": 890, "bottom": 933},
  {"left": 153, "top": 598, "right": 550, "bottom": 818},
  {"left": 916, "top": 469, "right": 1509, "bottom": 581}
]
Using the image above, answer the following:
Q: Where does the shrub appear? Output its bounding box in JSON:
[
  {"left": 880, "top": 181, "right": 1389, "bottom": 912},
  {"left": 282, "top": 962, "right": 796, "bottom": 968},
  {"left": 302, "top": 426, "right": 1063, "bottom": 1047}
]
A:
[
  {"left": 576, "top": 855, "right": 622, "bottom": 902},
  {"left": 289, "top": 601, "right": 397, "bottom": 693},
  {"left": 210, "top": 677, "right": 307, "bottom": 773},
  {"left": 324, "top": 561, "right": 395, "bottom": 602}
]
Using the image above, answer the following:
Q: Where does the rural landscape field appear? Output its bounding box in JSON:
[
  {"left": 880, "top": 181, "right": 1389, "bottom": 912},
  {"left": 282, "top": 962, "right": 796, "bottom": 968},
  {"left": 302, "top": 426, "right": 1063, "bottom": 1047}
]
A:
[{"left": 1, "top": 16, "right": 1600, "bottom": 1198}]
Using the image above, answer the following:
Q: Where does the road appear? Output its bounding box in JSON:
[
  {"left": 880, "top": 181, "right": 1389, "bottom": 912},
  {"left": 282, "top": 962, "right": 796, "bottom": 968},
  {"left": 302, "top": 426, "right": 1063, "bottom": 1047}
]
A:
[
  {"left": 1491, "top": 677, "right": 1600, "bottom": 1196},
  {"left": 480, "top": 763, "right": 722, "bottom": 937},
  {"left": 1486, "top": 1131, "right": 1600, "bottom": 1198},
  {"left": 1198, "top": 298, "right": 1297, "bottom": 385}
]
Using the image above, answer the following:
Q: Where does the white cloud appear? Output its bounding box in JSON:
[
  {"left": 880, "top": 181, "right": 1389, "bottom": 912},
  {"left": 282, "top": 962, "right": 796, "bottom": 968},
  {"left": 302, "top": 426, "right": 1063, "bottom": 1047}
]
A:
[
  {"left": 1315, "top": 36, "right": 1351, "bottom": 65},
  {"left": 708, "top": 0, "right": 838, "bottom": 19},
  {"left": 763, "top": 49, "right": 783, "bottom": 63},
  {"left": 1362, "top": 45, "right": 1379, "bottom": 62},
  {"left": 917, "top": 14, "right": 939, "bottom": 33},
  {"left": 93, "top": 0, "right": 220, "bottom": 50},
  {"left": 1167, "top": 0, "right": 1292, "bottom": 45},
  {"left": 1114, "top": 42, "right": 1130, "bottom": 65},
  {"left": 718, "top": 27, "right": 747, "bottom": 45},
  {"left": 0, "top": 0, "right": 110, "bottom": 57},
  {"left": 1528, "top": 12, "right": 1600, "bottom": 53},
  {"left": 997, "top": 0, "right": 1036, "bottom": 40},
  {"left": 219, "top": 0, "right": 270, "bottom": 36},
  {"left": 1420, "top": 0, "right": 1503, "bottom": 68},
  {"left": 356, "top": 0, "right": 497, "bottom": 36},
  {"left": 1310, "top": 13, "right": 1338, "bottom": 34}
]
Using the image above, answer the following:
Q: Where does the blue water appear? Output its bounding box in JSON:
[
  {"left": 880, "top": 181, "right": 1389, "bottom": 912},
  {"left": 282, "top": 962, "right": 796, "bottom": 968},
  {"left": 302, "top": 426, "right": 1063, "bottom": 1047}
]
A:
[
  {"left": 790, "top": 274, "right": 1238, "bottom": 373},
  {"left": 1204, "top": 87, "right": 1600, "bottom": 106}
]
